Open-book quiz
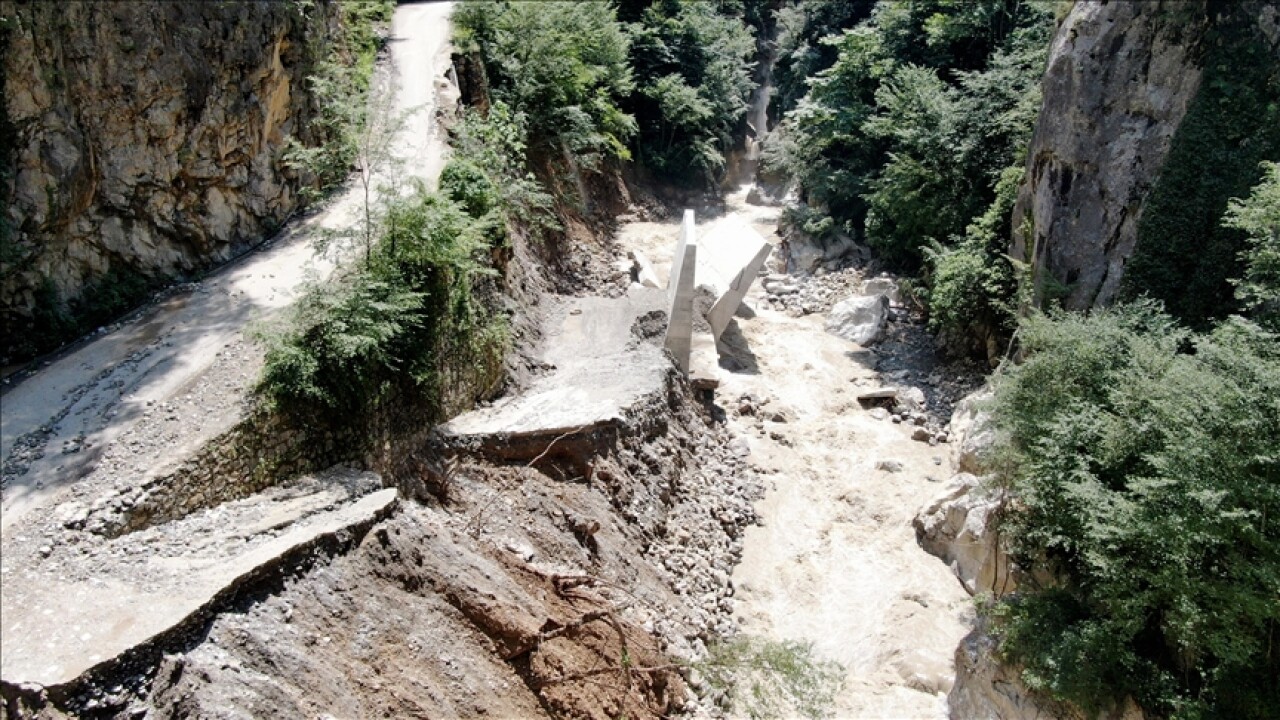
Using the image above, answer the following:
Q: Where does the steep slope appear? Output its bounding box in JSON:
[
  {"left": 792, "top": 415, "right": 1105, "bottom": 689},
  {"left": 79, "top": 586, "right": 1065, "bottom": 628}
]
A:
[
  {"left": 1009, "top": 0, "right": 1209, "bottom": 309},
  {"left": 1012, "top": 1, "right": 1280, "bottom": 314}
]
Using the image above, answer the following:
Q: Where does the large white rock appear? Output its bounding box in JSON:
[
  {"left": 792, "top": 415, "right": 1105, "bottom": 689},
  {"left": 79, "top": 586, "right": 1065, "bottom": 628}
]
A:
[
  {"left": 861, "top": 276, "right": 901, "bottom": 304},
  {"left": 950, "top": 389, "right": 996, "bottom": 474},
  {"left": 825, "top": 294, "right": 890, "bottom": 346},
  {"left": 913, "top": 473, "right": 1014, "bottom": 596}
]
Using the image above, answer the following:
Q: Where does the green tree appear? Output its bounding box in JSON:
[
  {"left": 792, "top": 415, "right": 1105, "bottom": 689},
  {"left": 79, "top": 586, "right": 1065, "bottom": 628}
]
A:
[
  {"left": 456, "top": 1, "right": 637, "bottom": 166},
  {"left": 1225, "top": 161, "right": 1280, "bottom": 331},
  {"left": 624, "top": 0, "right": 757, "bottom": 185},
  {"left": 987, "top": 304, "right": 1280, "bottom": 719},
  {"left": 771, "top": 0, "right": 876, "bottom": 116}
]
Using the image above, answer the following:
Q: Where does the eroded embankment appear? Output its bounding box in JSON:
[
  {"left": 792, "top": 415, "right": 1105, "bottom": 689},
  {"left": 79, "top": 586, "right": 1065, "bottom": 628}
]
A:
[{"left": 2, "top": 339, "right": 760, "bottom": 718}]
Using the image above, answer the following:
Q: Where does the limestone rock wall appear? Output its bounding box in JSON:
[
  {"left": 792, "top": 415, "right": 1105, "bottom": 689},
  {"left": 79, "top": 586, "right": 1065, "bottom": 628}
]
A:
[
  {"left": 1010, "top": 1, "right": 1208, "bottom": 309},
  {"left": 1, "top": 0, "right": 341, "bottom": 341}
]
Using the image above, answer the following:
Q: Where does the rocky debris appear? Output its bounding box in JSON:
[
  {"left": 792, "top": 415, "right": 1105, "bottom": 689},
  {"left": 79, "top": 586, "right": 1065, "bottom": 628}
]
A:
[
  {"left": 825, "top": 294, "right": 890, "bottom": 346},
  {"left": 876, "top": 460, "right": 904, "bottom": 473},
  {"left": 761, "top": 267, "right": 864, "bottom": 316},
  {"left": 855, "top": 387, "right": 900, "bottom": 404},
  {"left": 7, "top": 368, "right": 760, "bottom": 719},
  {"left": 1, "top": 469, "right": 395, "bottom": 689},
  {"left": 913, "top": 388, "right": 1011, "bottom": 596},
  {"left": 785, "top": 231, "right": 870, "bottom": 274},
  {"left": 3, "top": 337, "right": 265, "bottom": 543}
]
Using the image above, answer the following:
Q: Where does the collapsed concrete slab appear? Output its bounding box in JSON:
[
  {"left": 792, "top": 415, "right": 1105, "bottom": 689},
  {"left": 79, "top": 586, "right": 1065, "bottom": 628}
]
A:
[
  {"left": 695, "top": 213, "right": 772, "bottom": 339},
  {"left": 631, "top": 250, "right": 662, "bottom": 289},
  {"left": 439, "top": 292, "right": 673, "bottom": 469},
  {"left": 0, "top": 470, "right": 396, "bottom": 689}
]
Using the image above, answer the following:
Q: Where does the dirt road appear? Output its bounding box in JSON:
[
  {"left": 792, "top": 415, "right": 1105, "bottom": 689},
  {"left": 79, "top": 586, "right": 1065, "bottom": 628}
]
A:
[{"left": 0, "top": 2, "right": 455, "bottom": 534}]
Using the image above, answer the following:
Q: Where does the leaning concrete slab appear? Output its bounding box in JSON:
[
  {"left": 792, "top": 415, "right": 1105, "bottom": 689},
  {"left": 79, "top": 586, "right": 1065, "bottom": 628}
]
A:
[
  {"left": 631, "top": 250, "right": 663, "bottom": 289},
  {"left": 666, "top": 209, "right": 697, "bottom": 302},
  {"left": 696, "top": 213, "right": 772, "bottom": 339},
  {"left": 0, "top": 470, "right": 396, "bottom": 688},
  {"left": 664, "top": 241, "right": 698, "bottom": 373}
]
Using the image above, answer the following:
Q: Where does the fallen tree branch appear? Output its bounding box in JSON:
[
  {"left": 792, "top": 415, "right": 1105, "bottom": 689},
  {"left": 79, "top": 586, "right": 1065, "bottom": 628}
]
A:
[{"left": 533, "top": 663, "right": 682, "bottom": 689}]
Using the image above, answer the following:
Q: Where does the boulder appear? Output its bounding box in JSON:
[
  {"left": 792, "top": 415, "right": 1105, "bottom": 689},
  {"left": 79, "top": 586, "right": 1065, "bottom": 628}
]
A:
[
  {"left": 914, "top": 473, "right": 1014, "bottom": 596},
  {"left": 788, "top": 238, "right": 825, "bottom": 274},
  {"left": 825, "top": 294, "right": 890, "bottom": 346},
  {"left": 860, "top": 277, "right": 901, "bottom": 304},
  {"left": 950, "top": 389, "right": 995, "bottom": 474},
  {"left": 893, "top": 386, "right": 927, "bottom": 414}
]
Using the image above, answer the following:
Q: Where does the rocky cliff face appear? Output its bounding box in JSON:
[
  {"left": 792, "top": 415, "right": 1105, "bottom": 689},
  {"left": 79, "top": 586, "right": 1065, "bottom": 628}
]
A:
[
  {"left": 1, "top": 0, "right": 344, "bottom": 355},
  {"left": 1010, "top": 1, "right": 1209, "bottom": 309}
]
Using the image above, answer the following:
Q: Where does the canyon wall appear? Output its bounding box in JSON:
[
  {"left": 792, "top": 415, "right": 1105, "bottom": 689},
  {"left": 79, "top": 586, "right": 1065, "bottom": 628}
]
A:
[
  {"left": 1, "top": 0, "right": 347, "bottom": 358},
  {"left": 1012, "top": 0, "right": 1280, "bottom": 313},
  {"left": 1009, "top": 0, "right": 1209, "bottom": 309}
]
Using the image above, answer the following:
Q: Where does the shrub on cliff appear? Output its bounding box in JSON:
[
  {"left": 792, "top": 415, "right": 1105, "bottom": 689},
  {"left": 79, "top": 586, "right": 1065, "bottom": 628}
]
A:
[
  {"left": 258, "top": 187, "right": 505, "bottom": 422},
  {"left": 987, "top": 303, "right": 1280, "bottom": 719},
  {"left": 1226, "top": 160, "right": 1280, "bottom": 332}
]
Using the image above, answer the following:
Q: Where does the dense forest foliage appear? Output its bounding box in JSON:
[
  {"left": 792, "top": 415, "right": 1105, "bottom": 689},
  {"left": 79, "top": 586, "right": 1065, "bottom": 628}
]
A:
[
  {"left": 988, "top": 301, "right": 1280, "bottom": 719},
  {"left": 762, "top": 0, "right": 1054, "bottom": 347},
  {"left": 453, "top": 0, "right": 763, "bottom": 188}
]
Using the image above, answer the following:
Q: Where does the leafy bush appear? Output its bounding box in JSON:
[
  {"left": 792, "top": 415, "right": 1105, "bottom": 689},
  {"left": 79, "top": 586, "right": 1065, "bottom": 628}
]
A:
[
  {"left": 449, "top": 102, "right": 558, "bottom": 238},
  {"left": 699, "top": 636, "right": 844, "bottom": 720},
  {"left": 259, "top": 187, "right": 505, "bottom": 421},
  {"left": 987, "top": 303, "right": 1280, "bottom": 718},
  {"left": 1225, "top": 161, "right": 1280, "bottom": 331},
  {"left": 440, "top": 158, "right": 498, "bottom": 218},
  {"left": 924, "top": 165, "right": 1027, "bottom": 353}
]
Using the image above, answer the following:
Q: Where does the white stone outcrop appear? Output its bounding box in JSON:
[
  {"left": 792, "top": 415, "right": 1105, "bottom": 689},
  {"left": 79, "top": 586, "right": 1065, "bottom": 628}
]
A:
[
  {"left": 949, "top": 389, "right": 996, "bottom": 475},
  {"left": 914, "top": 473, "right": 1014, "bottom": 597}
]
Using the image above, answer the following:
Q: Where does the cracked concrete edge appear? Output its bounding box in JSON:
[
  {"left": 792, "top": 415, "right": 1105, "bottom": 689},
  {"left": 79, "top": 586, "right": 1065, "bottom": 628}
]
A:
[
  {"left": 706, "top": 243, "right": 772, "bottom": 340},
  {"left": 666, "top": 210, "right": 696, "bottom": 303},
  {"left": 0, "top": 490, "right": 400, "bottom": 707}
]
